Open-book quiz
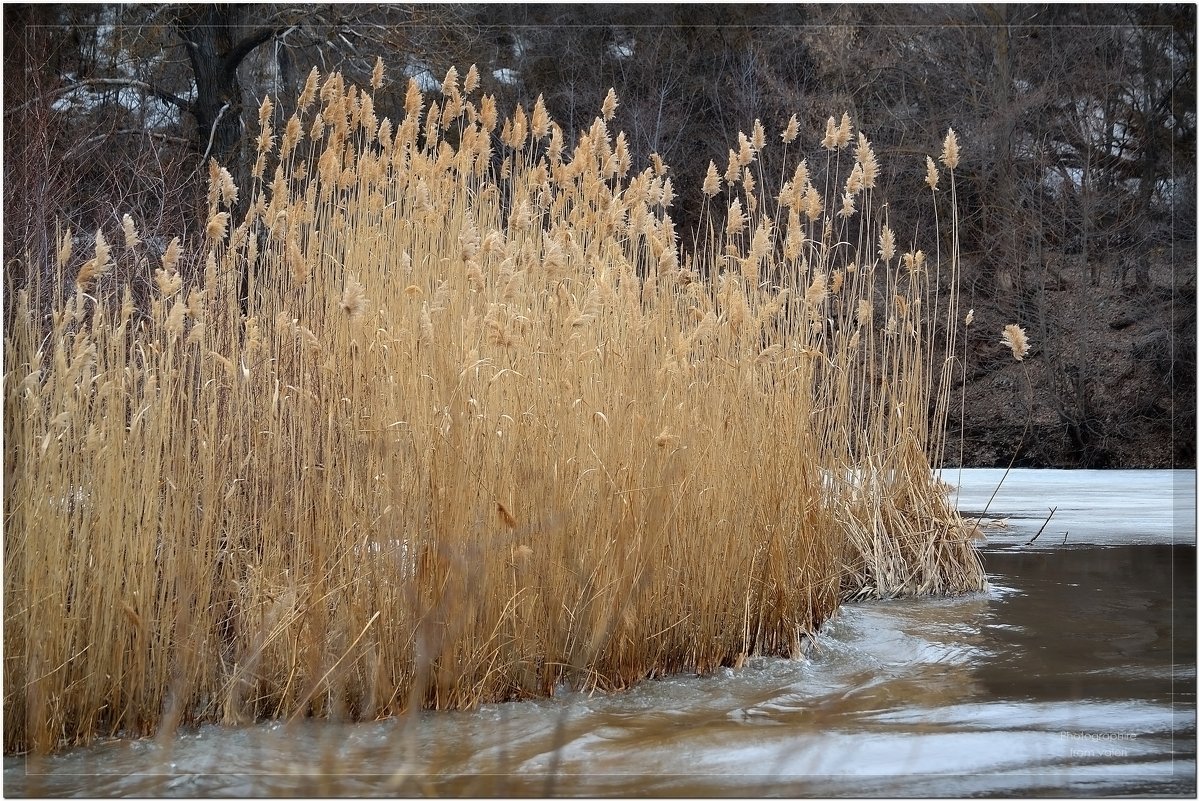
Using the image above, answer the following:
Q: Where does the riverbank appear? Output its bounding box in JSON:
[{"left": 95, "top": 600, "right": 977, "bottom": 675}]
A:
[{"left": 946, "top": 251, "right": 1196, "bottom": 470}]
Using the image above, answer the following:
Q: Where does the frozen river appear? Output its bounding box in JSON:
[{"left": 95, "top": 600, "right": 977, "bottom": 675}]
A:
[
  {"left": 949, "top": 468, "right": 1196, "bottom": 547},
  {"left": 6, "top": 469, "right": 1195, "bottom": 797}
]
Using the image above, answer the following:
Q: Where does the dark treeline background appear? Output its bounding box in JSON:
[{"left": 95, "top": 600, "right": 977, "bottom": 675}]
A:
[{"left": 4, "top": 3, "right": 1195, "bottom": 468}]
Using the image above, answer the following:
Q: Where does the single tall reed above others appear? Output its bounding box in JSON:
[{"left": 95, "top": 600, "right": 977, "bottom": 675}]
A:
[{"left": 4, "top": 63, "right": 985, "bottom": 755}]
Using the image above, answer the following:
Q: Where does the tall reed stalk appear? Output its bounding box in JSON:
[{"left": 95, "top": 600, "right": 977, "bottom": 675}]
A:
[{"left": 4, "top": 65, "right": 985, "bottom": 755}]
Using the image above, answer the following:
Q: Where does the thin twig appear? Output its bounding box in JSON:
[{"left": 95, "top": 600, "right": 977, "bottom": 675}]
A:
[
  {"left": 1025, "top": 506, "right": 1057, "bottom": 546},
  {"left": 74, "top": 129, "right": 191, "bottom": 151},
  {"left": 195, "top": 101, "right": 232, "bottom": 175},
  {"left": 979, "top": 362, "right": 1034, "bottom": 522}
]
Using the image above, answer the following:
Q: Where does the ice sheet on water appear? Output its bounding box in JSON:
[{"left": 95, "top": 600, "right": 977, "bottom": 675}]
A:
[{"left": 948, "top": 468, "right": 1196, "bottom": 546}]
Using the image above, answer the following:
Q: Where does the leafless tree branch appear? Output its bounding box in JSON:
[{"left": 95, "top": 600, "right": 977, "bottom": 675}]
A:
[{"left": 4, "top": 77, "right": 192, "bottom": 118}]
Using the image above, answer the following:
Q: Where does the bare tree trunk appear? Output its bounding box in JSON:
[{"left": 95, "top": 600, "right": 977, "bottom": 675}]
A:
[{"left": 172, "top": 5, "right": 283, "bottom": 222}]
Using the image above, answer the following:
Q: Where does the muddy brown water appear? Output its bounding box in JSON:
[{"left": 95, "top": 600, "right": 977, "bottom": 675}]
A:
[{"left": 5, "top": 470, "right": 1195, "bottom": 798}]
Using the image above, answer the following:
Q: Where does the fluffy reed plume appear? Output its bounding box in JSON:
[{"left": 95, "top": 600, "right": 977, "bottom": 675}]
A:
[
  {"left": 726, "top": 198, "right": 746, "bottom": 237},
  {"left": 121, "top": 214, "right": 140, "bottom": 250},
  {"left": 74, "top": 230, "right": 111, "bottom": 287},
  {"left": 341, "top": 277, "right": 368, "bottom": 321},
  {"left": 205, "top": 211, "right": 229, "bottom": 242},
  {"left": 854, "top": 132, "right": 878, "bottom": 189},
  {"left": 925, "top": 156, "right": 940, "bottom": 191},
  {"left": 879, "top": 224, "right": 896, "bottom": 262},
  {"left": 782, "top": 114, "right": 799, "bottom": 144},
  {"left": 821, "top": 116, "right": 839, "bottom": 149},
  {"left": 601, "top": 88, "right": 618, "bottom": 122},
  {"left": 4, "top": 65, "right": 983, "bottom": 756},
  {"left": 941, "top": 128, "right": 961, "bottom": 170},
  {"left": 1001, "top": 324, "right": 1030, "bottom": 361},
  {"left": 700, "top": 160, "right": 719, "bottom": 196},
  {"left": 751, "top": 119, "right": 766, "bottom": 152},
  {"left": 370, "top": 56, "right": 385, "bottom": 90},
  {"left": 839, "top": 190, "right": 857, "bottom": 218},
  {"left": 56, "top": 229, "right": 74, "bottom": 268},
  {"left": 835, "top": 112, "right": 853, "bottom": 148}
]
